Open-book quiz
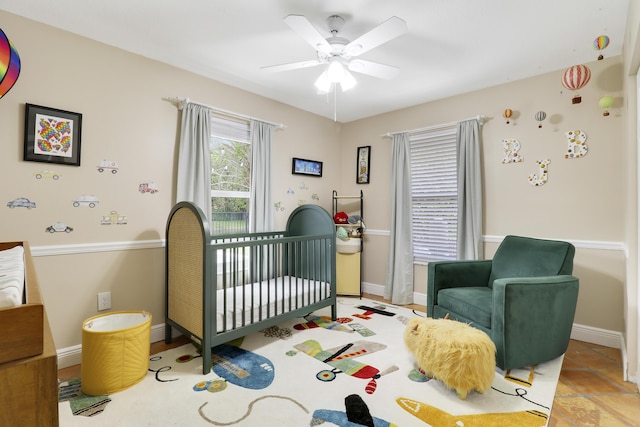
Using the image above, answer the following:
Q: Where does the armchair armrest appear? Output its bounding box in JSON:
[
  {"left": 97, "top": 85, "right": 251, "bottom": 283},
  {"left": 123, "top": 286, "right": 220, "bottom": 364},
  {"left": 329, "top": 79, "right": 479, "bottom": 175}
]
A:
[
  {"left": 491, "top": 275, "right": 579, "bottom": 369},
  {"left": 427, "top": 260, "right": 492, "bottom": 317}
]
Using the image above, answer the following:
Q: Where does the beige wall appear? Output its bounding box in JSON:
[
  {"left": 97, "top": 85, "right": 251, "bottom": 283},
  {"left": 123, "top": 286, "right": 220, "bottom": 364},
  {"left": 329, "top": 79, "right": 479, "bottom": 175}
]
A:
[
  {"left": 0, "top": 11, "right": 341, "bottom": 349},
  {"left": 343, "top": 57, "right": 627, "bottom": 333},
  {"left": 0, "top": 10, "right": 637, "bottom": 380}
]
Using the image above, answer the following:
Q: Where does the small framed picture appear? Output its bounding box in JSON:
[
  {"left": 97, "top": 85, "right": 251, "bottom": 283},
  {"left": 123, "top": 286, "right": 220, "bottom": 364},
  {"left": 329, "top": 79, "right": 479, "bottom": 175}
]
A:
[
  {"left": 24, "top": 103, "right": 83, "bottom": 166},
  {"left": 357, "top": 146, "right": 370, "bottom": 184},
  {"left": 292, "top": 157, "right": 323, "bottom": 177}
]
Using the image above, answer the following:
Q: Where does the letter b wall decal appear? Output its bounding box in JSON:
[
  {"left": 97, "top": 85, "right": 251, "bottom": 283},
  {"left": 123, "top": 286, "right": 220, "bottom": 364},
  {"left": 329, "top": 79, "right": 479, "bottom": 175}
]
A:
[{"left": 565, "top": 130, "right": 588, "bottom": 158}]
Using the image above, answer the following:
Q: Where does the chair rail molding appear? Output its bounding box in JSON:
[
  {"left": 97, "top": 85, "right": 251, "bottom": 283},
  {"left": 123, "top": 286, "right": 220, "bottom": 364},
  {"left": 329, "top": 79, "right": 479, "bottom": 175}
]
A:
[
  {"left": 483, "top": 235, "right": 625, "bottom": 252},
  {"left": 31, "top": 239, "right": 165, "bottom": 257}
]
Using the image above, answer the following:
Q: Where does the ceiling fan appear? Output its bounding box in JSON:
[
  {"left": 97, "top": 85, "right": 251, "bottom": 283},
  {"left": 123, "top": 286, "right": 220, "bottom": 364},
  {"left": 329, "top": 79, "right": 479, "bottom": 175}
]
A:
[{"left": 261, "top": 14, "right": 408, "bottom": 93}]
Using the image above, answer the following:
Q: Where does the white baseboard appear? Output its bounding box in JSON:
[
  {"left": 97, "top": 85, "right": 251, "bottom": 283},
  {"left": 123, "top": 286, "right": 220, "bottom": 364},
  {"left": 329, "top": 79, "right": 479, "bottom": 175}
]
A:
[
  {"left": 57, "top": 344, "right": 82, "bottom": 370},
  {"left": 569, "top": 323, "right": 624, "bottom": 349},
  {"left": 361, "top": 281, "right": 427, "bottom": 307}
]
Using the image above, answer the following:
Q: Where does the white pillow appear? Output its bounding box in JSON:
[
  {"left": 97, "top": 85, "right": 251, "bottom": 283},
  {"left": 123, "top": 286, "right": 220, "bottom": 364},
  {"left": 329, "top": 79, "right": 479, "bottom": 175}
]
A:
[{"left": 0, "top": 246, "right": 25, "bottom": 308}]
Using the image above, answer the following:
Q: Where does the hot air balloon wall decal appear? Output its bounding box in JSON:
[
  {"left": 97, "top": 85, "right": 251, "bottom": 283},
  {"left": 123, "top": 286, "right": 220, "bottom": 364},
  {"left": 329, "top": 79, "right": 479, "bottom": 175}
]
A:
[
  {"left": 594, "top": 35, "right": 610, "bottom": 61},
  {"left": 0, "top": 27, "right": 21, "bottom": 100},
  {"left": 599, "top": 96, "right": 614, "bottom": 116},
  {"left": 561, "top": 64, "right": 591, "bottom": 104},
  {"left": 503, "top": 108, "right": 513, "bottom": 124},
  {"left": 535, "top": 110, "right": 546, "bottom": 128}
]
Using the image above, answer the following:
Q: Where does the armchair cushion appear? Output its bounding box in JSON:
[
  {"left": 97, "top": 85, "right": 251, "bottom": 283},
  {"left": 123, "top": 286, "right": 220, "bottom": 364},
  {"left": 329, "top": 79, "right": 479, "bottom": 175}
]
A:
[
  {"left": 488, "top": 235, "right": 575, "bottom": 288},
  {"left": 436, "top": 287, "right": 492, "bottom": 329}
]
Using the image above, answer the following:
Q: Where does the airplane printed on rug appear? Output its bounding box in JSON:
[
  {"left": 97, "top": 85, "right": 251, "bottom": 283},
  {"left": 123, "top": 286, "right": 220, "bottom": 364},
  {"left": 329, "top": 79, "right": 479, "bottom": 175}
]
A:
[
  {"left": 293, "top": 315, "right": 354, "bottom": 333},
  {"left": 396, "top": 397, "right": 548, "bottom": 427},
  {"left": 291, "top": 339, "right": 398, "bottom": 394},
  {"left": 173, "top": 338, "right": 275, "bottom": 392},
  {"left": 352, "top": 304, "right": 396, "bottom": 320},
  {"left": 312, "top": 393, "right": 397, "bottom": 427}
]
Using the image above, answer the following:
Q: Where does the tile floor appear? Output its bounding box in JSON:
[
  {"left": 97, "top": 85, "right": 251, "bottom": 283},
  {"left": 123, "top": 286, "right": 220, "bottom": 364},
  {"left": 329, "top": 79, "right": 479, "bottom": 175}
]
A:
[
  {"left": 59, "top": 298, "right": 640, "bottom": 427},
  {"left": 550, "top": 340, "right": 640, "bottom": 426}
]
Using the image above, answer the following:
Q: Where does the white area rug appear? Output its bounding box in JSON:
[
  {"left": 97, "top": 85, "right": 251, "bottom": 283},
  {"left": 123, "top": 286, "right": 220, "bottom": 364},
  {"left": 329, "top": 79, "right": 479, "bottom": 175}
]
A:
[{"left": 59, "top": 297, "right": 562, "bottom": 426}]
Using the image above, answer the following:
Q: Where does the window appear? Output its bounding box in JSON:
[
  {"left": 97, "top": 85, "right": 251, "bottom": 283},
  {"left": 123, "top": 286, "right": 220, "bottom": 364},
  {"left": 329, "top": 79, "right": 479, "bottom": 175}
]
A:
[
  {"left": 210, "top": 115, "right": 251, "bottom": 234},
  {"left": 410, "top": 125, "right": 457, "bottom": 263}
]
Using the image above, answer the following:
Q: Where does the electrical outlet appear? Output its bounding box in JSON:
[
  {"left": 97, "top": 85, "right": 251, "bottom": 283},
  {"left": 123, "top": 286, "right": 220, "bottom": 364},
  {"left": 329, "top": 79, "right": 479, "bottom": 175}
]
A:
[{"left": 98, "top": 292, "right": 111, "bottom": 311}]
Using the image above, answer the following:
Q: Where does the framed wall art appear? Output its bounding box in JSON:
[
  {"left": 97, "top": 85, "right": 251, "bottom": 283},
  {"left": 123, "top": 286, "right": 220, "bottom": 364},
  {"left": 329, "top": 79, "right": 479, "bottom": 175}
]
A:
[
  {"left": 356, "top": 145, "right": 370, "bottom": 184},
  {"left": 292, "top": 157, "right": 323, "bottom": 177},
  {"left": 24, "top": 103, "right": 83, "bottom": 166}
]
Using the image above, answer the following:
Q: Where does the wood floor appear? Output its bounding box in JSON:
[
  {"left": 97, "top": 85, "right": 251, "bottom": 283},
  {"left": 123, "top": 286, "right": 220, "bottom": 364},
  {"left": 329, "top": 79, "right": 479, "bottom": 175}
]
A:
[{"left": 58, "top": 294, "right": 640, "bottom": 426}]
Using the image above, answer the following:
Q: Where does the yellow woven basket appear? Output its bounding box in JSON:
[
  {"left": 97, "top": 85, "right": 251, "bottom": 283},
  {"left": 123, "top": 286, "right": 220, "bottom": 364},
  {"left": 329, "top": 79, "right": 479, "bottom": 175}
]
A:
[{"left": 81, "top": 311, "right": 152, "bottom": 395}]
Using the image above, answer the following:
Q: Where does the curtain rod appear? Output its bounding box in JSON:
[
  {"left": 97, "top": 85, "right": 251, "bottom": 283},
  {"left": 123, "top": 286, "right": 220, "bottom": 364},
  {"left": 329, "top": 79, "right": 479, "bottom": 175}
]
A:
[
  {"left": 381, "top": 114, "right": 487, "bottom": 138},
  {"left": 164, "top": 97, "right": 286, "bottom": 129}
]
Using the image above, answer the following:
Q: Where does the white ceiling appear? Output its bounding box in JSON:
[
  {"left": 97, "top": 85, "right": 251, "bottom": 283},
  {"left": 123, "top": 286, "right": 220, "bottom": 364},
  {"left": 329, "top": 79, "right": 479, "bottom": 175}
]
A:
[{"left": 0, "top": 0, "right": 630, "bottom": 123}]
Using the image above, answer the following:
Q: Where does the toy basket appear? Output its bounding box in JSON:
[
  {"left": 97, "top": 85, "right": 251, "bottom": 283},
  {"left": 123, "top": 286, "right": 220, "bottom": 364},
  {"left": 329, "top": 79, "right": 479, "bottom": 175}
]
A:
[{"left": 81, "top": 311, "right": 152, "bottom": 395}]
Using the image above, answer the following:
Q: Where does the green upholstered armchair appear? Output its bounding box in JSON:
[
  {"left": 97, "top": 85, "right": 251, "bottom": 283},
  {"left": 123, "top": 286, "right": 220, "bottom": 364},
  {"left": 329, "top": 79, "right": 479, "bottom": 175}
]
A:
[{"left": 427, "top": 235, "right": 579, "bottom": 370}]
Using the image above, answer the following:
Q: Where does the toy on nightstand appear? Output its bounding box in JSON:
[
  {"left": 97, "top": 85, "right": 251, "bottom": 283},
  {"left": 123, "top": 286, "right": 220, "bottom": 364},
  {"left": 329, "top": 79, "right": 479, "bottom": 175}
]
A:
[{"left": 404, "top": 316, "right": 496, "bottom": 400}]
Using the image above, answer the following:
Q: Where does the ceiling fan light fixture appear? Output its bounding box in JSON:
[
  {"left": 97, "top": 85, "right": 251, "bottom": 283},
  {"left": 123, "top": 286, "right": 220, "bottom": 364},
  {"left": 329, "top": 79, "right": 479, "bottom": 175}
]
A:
[
  {"left": 340, "top": 70, "right": 357, "bottom": 91},
  {"left": 327, "top": 60, "right": 345, "bottom": 82},
  {"left": 314, "top": 70, "right": 332, "bottom": 93}
]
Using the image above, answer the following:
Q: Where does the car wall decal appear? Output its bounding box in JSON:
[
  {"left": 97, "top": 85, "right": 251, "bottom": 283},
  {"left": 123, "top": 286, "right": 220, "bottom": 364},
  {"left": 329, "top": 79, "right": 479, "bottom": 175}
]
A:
[
  {"left": 139, "top": 181, "right": 159, "bottom": 194},
  {"left": 7, "top": 197, "right": 36, "bottom": 209},
  {"left": 97, "top": 160, "right": 119, "bottom": 174},
  {"left": 100, "top": 210, "right": 127, "bottom": 225},
  {"left": 72, "top": 195, "right": 100, "bottom": 208},
  {"left": 46, "top": 221, "right": 73, "bottom": 233},
  {"left": 33, "top": 170, "right": 61, "bottom": 180}
]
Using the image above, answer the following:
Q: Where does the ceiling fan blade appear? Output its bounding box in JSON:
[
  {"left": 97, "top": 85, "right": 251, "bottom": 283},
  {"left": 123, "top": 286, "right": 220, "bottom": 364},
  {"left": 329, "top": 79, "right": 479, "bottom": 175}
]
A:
[
  {"left": 344, "top": 16, "right": 408, "bottom": 57},
  {"left": 261, "top": 59, "right": 323, "bottom": 73},
  {"left": 284, "top": 14, "right": 332, "bottom": 55},
  {"left": 348, "top": 59, "right": 400, "bottom": 79}
]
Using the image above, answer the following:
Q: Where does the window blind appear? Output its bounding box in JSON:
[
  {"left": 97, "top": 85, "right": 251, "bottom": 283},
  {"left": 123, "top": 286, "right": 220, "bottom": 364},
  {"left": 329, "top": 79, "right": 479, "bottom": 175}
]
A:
[
  {"left": 210, "top": 113, "right": 250, "bottom": 143},
  {"left": 410, "top": 125, "right": 458, "bottom": 263}
]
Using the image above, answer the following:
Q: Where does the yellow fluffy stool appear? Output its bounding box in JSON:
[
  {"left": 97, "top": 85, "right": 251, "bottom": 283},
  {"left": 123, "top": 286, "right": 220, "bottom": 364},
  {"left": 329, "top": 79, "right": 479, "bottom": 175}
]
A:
[{"left": 404, "top": 316, "right": 496, "bottom": 399}]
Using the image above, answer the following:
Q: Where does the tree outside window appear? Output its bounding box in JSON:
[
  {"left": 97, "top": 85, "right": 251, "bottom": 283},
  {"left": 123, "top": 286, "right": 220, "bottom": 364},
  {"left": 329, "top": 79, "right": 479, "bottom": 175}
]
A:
[{"left": 210, "top": 137, "right": 250, "bottom": 234}]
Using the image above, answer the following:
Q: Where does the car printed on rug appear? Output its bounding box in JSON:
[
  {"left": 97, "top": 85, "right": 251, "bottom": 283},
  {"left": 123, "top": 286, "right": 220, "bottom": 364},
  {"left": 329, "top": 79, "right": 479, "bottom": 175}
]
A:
[
  {"left": 46, "top": 222, "right": 73, "bottom": 233},
  {"left": 7, "top": 197, "right": 36, "bottom": 209},
  {"left": 34, "top": 170, "right": 61, "bottom": 180},
  {"left": 73, "top": 195, "right": 99, "bottom": 208}
]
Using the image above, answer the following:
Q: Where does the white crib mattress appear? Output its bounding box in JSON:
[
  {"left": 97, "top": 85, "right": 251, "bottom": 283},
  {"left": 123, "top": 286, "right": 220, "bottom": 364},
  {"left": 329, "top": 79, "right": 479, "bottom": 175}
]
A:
[
  {"left": 216, "top": 275, "right": 330, "bottom": 332},
  {"left": 0, "top": 246, "right": 25, "bottom": 308}
]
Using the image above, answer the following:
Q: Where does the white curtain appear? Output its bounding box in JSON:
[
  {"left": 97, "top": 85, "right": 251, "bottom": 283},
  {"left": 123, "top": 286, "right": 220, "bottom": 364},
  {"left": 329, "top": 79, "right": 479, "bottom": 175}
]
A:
[
  {"left": 249, "top": 119, "right": 276, "bottom": 233},
  {"left": 456, "top": 119, "right": 483, "bottom": 260},
  {"left": 176, "top": 103, "right": 212, "bottom": 226},
  {"left": 384, "top": 132, "right": 414, "bottom": 305}
]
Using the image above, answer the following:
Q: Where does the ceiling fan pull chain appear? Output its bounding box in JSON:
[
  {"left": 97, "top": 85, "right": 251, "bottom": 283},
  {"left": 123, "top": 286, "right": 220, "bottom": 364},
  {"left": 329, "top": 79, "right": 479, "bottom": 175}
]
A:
[{"left": 334, "top": 85, "right": 337, "bottom": 122}]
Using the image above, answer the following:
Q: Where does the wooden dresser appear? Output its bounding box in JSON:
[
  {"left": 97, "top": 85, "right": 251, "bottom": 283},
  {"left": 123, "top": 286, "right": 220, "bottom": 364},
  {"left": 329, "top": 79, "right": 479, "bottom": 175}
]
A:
[{"left": 0, "top": 242, "right": 58, "bottom": 426}]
